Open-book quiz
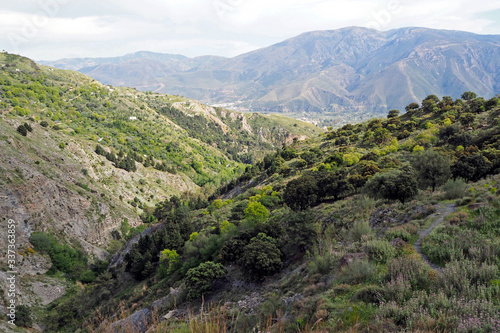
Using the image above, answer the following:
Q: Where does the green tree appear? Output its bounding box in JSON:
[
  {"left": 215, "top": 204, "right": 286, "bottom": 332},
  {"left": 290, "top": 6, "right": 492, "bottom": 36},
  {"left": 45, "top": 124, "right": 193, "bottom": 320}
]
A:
[
  {"left": 240, "top": 233, "right": 282, "bottom": 279},
  {"left": 185, "top": 261, "right": 226, "bottom": 299},
  {"left": 363, "top": 165, "right": 418, "bottom": 203},
  {"left": 459, "top": 113, "right": 475, "bottom": 127},
  {"left": 372, "top": 127, "right": 391, "bottom": 144},
  {"left": 461, "top": 91, "right": 477, "bottom": 101},
  {"left": 159, "top": 249, "right": 180, "bottom": 278},
  {"left": 405, "top": 102, "right": 419, "bottom": 112},
  {"left": 244, "top": 201, "right": 269, "bottom": 223},
  {"left": 451, "top": 154, "right": 491, "bottom": 182},
  {"left": 283, "top": 175, "right": 318, "bottom": 211},
  {"left": 412, "top": 150, "right": 451, "bottom": 191},
  {"left": 387, "top": 109, "right": 400, "bottom": 118},
  {"left": 17, "top": 124, "right": 27, "bottom": 136}
]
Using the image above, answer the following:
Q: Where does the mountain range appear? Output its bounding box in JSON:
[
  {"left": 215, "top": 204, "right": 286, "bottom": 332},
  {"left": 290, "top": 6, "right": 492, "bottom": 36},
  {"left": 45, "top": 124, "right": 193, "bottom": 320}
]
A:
[{"left": 40, "top": 27, "right": 500, "bottom": 124}]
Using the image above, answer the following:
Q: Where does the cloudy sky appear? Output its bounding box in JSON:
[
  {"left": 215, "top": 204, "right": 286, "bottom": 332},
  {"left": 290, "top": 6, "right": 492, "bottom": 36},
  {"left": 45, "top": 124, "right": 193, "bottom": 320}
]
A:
[{"left": 2, "top": 0, "right": 500, "bottom": 61}]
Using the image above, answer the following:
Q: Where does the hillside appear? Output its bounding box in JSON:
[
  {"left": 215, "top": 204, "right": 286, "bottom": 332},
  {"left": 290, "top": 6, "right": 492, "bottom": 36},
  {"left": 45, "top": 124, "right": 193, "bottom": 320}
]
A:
[
  {"left": 29, "top": 92, "right": 500, "bottom": 332},
  {"left": 41, "top": 27, "right": 500, "bottom": 126},
  {"left": 0, "top": 52, "right": 318, "bottom": 332}
]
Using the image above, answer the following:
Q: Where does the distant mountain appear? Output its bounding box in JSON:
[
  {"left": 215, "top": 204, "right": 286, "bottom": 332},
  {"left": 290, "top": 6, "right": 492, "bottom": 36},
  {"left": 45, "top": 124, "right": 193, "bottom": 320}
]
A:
[{"left": 40, "top": 27, "right": 500, "bottom": 121}]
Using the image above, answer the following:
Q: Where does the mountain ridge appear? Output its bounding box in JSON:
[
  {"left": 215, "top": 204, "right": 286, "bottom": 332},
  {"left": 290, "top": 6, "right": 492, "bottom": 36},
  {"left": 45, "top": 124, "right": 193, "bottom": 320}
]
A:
[{"left": 39, "top": 27, "right": 500, "bottom": 126}]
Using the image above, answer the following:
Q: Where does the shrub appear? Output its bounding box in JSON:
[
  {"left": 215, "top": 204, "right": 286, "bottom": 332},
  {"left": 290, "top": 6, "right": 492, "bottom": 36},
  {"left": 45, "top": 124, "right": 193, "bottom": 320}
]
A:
[
  {"left": 386, "top": 257, "right": 430, "bottom": 292},
  {"left": 348, "top": 220, "right": 374, "bottom": 242},
  {"left": 364, "top": 239, "right": 396, "bottom": 263},
  {"left": 17, "top": 124, "right": 27, "bottom": 136},
  {"left": 352, "top": 285, "right": 385, "bottom": 304},
  {"left": 308, "top": 253, "right": 337, "bottom": 275},
  {"left": 363, "top": 165, "right": 418, "bottom": 203},
  {"left": 385, "top": 227, "right": 413, "bottom": 242},
  {"left": 441, "top": 178, "right": 467, "bottom": 199},
  {"left": 439, "top": 260, "right": 498, "bottom": 297},
  {"left": 185, "top": 261, "right": 227, "bottom": 300},
  {"left": 240, "top": 233, "right": 282, "bottom": 279},
  {"left": 40, "top": 120, "right": 49, "bottom": 127},
  {"left": 15, "top": 305, "right": 32, "bottom": 327},
  {"left": 339, "top": 259, "right": 375, "bottom": 284}
]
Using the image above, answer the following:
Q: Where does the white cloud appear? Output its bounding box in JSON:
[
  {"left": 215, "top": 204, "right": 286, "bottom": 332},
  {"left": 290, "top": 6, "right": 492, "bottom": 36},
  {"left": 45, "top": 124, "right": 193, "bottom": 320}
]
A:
[{"left": 1, "top": 0, "right": 500, "bottom": 60}]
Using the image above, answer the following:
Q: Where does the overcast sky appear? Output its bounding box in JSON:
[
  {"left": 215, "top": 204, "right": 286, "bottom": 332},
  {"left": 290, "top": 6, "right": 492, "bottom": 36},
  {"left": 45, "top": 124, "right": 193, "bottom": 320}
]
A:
[{"left": 1, "top": 0, "right": 500, "bottom": 61}]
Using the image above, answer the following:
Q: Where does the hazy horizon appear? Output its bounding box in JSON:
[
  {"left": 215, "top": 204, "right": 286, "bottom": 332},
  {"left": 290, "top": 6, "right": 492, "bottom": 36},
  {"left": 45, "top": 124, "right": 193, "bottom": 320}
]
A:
[{"left": 2, "top": 0, "right": 500, "bottom": 61}]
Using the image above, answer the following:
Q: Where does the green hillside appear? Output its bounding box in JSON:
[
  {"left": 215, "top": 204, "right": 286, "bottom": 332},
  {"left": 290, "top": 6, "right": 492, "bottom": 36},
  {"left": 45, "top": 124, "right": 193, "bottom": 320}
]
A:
[
  {"left": 33, "top": 91, "right": 500, "bottom": 332},
  {"left": 0, "top": 52, "right": 322, "bottom": 333},
  {"left": 0, "top": 52, "right": 318, "bottom": 189}
]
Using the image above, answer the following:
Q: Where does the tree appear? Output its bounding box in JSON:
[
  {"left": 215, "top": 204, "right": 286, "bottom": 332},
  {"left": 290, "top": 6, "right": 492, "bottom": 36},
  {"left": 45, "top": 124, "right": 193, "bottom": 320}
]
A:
[
  {"left": 387, "top": 109, "right": 400, "bottom": 118},
  {"left": 315, "top": 170, "right": 353, "bottom": 201},
  {"left": 240, "top": 233, "right": 282, "bottom": 279},
  {"left": 451, "top": 154, "right": 491, "bottom": 182},
  {"left": 185, "top": 261, "right": 227, "bottom": 299},
  {"left": 17, "top": 124, "right": 27, "bottom": 136},
  {"left": 363, "top": 165, "right": 418, "bottom": 203},
  {"left": 283, "top": 175, "right": 318, "bottom": 210},
  {"left": 244, "top": 201, "right": 269, "bottom": 223},
  {"left": 23, "top": 122, "right": 33, "bottom": 132},
  {"left": 459, "top": 113, "right": 475, "bottom": 127},
  {"left": 95, "top": 144, "right": 106, "bottom": 155},
  {"left": 405, "top": 102, "right": 419, "bottom": 112},
  {"left": 412, "top": 150, "right": 451, "bottom": 191},
  {"left": 468, "top": 98, "right": 485, "bottom": 113},
  {"left": 461, "top": 91, "right": 477, "bottom": 101},
  {"left": 372, "top": 127, "right": 391, "bottom": 144},
  {"left": 159, "top": 249, "right": 180, "bottom": 278}
]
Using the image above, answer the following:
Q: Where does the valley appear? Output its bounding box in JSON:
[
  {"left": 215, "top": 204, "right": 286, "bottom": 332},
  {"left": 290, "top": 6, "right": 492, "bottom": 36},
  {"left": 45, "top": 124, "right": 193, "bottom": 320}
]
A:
[{"left": 1, "top": 48, "right": 500, "bottom": 332}]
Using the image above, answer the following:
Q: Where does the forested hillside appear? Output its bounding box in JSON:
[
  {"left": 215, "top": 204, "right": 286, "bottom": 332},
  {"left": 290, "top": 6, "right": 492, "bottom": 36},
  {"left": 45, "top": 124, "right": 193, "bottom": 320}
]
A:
[
  {"left": 0, "top": 52, "right": 318, "bottom": 333},
  {"left": 35, "top": 91, "right": 500, "bottom": 332}
]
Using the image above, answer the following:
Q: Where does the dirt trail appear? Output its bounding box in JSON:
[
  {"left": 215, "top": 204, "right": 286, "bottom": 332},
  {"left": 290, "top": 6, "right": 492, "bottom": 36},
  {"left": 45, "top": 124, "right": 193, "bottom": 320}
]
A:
[{"left": 413, "top": 204, "right": 456, "bottom": 271}]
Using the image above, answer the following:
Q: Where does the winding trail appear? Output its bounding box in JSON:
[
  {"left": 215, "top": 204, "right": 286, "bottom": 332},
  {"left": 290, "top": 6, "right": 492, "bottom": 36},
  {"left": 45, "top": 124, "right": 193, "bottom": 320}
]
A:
[{"left": 413, "top": 204, "right": 456, "bottom": 271}]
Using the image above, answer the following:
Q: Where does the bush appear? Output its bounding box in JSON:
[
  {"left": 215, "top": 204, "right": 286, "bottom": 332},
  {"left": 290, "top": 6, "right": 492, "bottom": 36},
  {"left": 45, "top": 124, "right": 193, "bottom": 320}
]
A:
[
  {"left": 439, "top": 260, "right": 498, "bottom": 297},
  {"left": 364, "top": 239, "right": 396, "bottom": 263},
  {"left": 363, "top": 165, "right": 418, "bottom": 203},
  {"left": 15, "top": 305, "right": 32, "bottom": 327},
  {"left": 385, "top": 227, "right": 413, "bottom": 242},
  {"left": 308, "top": 253, "right": 338, "bottom": 275},
  {"left": 386, "top": 257, "right": 430, "bottom": 292},
  {"left": 352, "top": 285, "right": 385, "bottom": 304},
  {"left": 348, "top": 220, "right": 374, "bottom": 242},
  {"left": 40, "top": 120, "right": 49, "bottom": 127},
  {"left": 17, "top": 124, "right": 27, "bottom": 136},
  {"left": 339, "top": 259, "right": 374, "bottom": 284},
  {"left": 240, "top": 233, "right": 282, "bottom": 279},
  {"left": 185, "top": 261, "right": 227, "bottom": 300},
  {"left": 441, "top": 178, "right": 467, "bottom": 199}
]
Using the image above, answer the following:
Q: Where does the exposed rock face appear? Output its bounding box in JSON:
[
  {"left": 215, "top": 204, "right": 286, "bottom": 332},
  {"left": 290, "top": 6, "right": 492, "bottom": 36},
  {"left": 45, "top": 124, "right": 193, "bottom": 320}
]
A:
[{"left": 0, "top": 117, "right": 197, "bottom": 317}]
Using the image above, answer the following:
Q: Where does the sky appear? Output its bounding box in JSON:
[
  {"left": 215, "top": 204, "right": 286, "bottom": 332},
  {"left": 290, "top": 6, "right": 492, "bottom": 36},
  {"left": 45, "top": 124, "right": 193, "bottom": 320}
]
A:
[{"left": 1, "top": 0, "right": 500, "bottom": 61}]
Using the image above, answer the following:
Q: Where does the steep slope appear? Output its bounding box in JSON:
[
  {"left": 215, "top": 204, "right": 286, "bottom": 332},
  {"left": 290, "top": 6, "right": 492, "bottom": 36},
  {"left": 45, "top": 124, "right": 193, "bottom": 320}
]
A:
[
  {"left": 0, "top": 53, "right": 318, "bottom": 331},
  {"left": 41, "top": 27, "right": 500, "bottom": 125},
  {"left": 40, "top": 92, "right": 500, "bottom": 333}
]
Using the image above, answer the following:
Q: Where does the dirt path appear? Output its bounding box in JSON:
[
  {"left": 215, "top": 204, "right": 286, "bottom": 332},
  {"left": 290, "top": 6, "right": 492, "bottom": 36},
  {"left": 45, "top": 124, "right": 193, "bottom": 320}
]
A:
[{"left": 413, "top": 204, "right": 456, "bottom": 271}]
